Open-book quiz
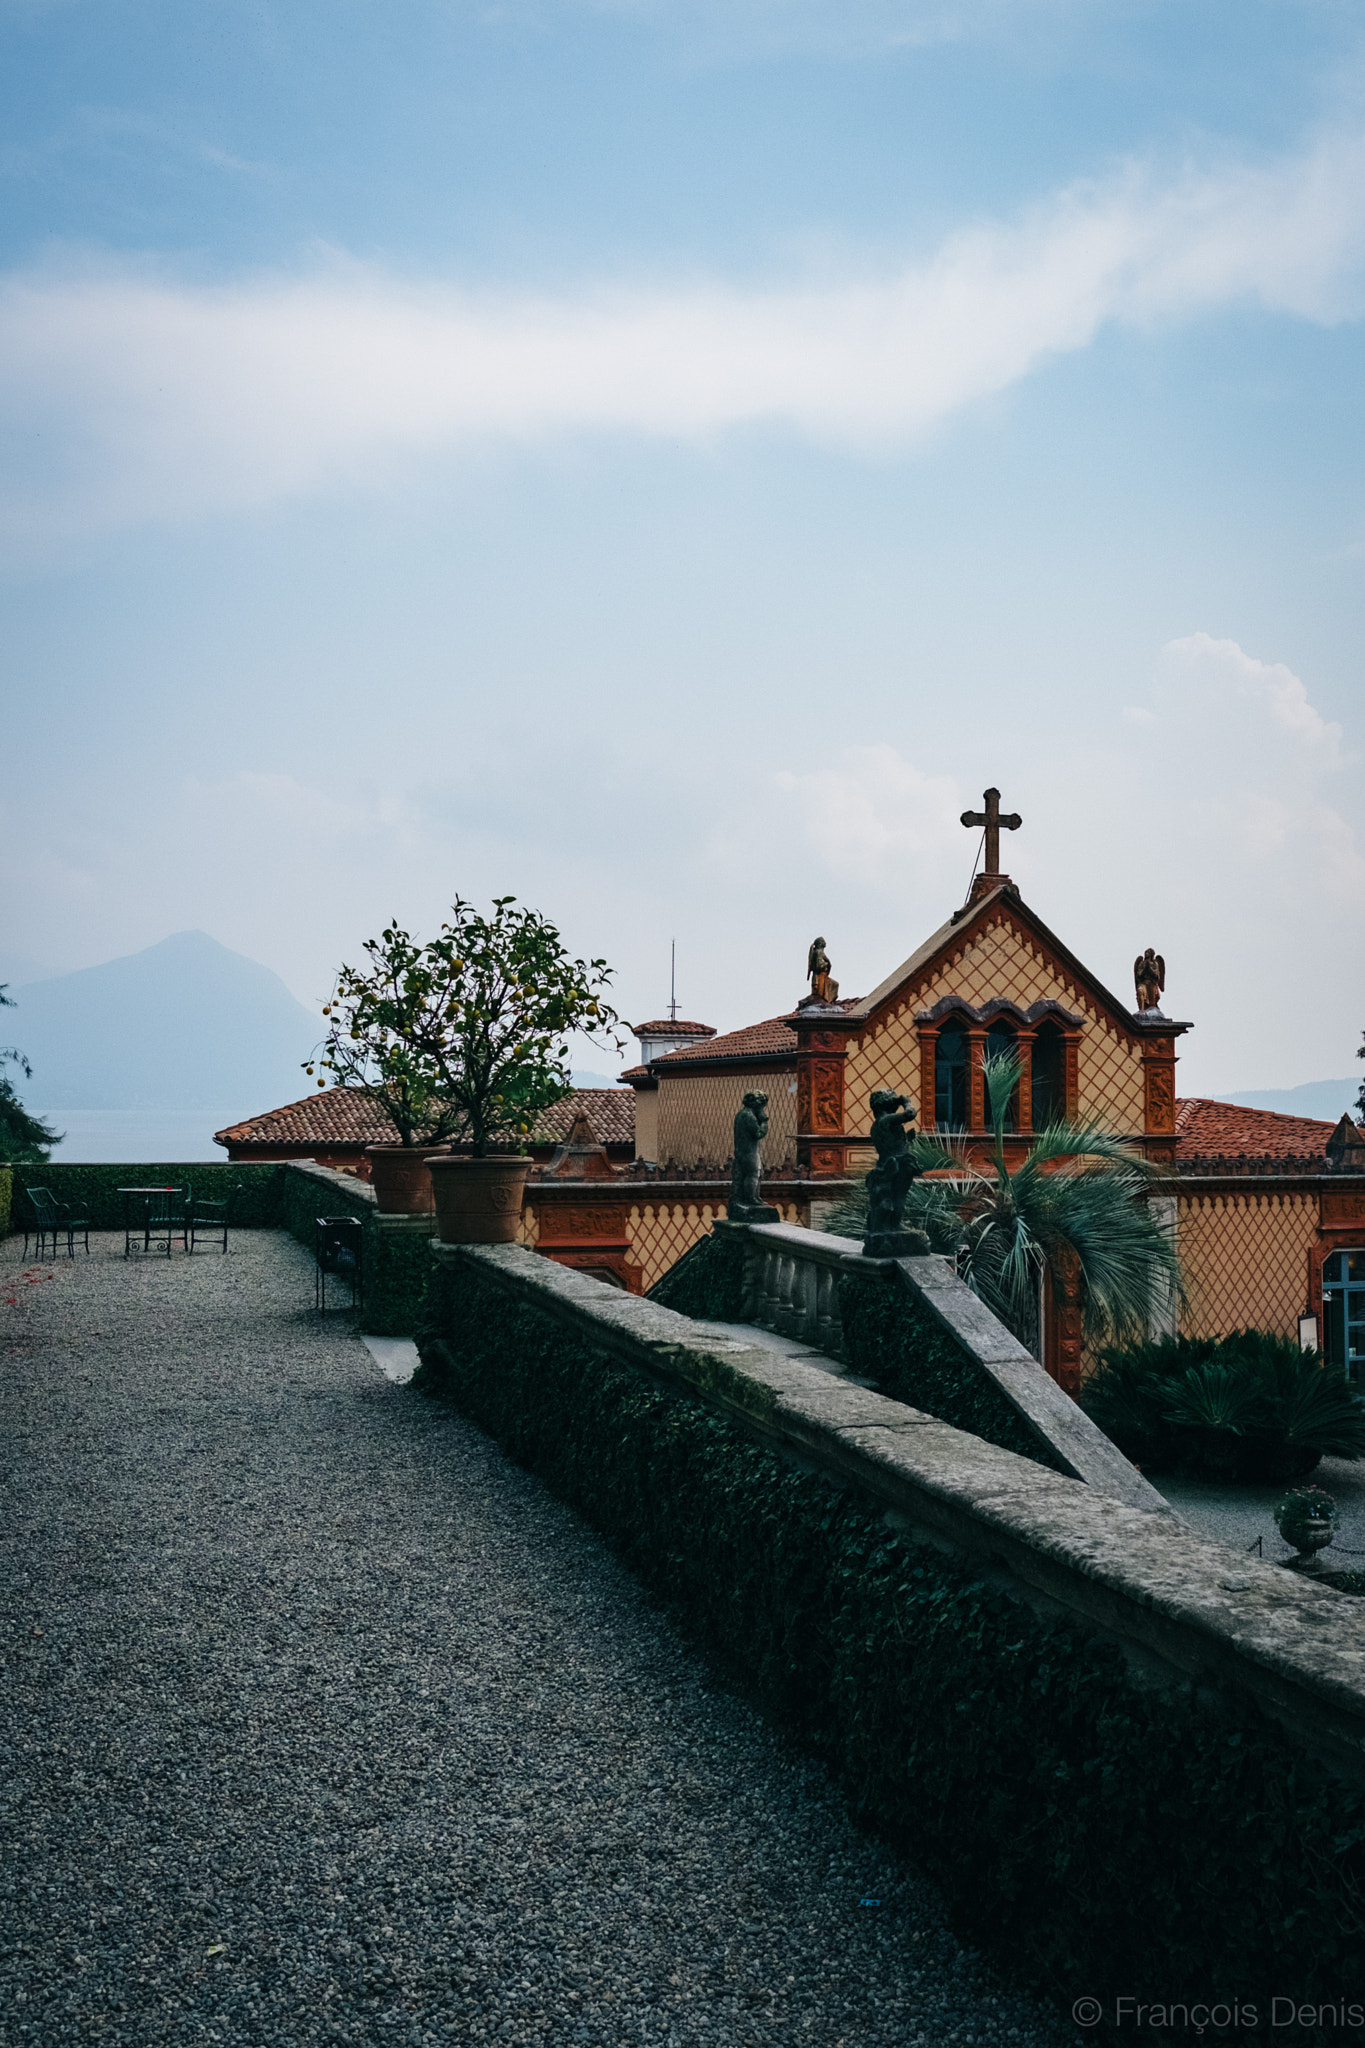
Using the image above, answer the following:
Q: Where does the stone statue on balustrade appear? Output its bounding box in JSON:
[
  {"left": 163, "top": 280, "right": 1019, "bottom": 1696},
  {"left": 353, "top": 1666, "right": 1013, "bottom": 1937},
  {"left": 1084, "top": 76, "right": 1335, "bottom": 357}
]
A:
[
  {"left": 862, "top": 1089, "right": 932, "bottom": 1260},
  {"left": 728, "top": 1091, "right": 781, "bottom": 1223}
]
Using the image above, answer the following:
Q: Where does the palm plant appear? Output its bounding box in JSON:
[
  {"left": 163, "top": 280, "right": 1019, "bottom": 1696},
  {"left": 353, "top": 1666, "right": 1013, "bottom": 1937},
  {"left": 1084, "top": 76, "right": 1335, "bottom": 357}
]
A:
[
  {"left": 824, "top": 1052, "right": 1183, "bottom": 1359},
  {"left": 1083, "top": 1330, "right": 1365, "bottom": 1481}
]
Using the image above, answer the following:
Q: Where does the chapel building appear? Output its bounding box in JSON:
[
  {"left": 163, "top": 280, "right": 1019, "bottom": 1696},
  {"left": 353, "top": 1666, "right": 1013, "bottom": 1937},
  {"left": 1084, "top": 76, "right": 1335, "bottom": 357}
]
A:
[{"left": 621, "top": 802, "right": 1365, "bottom": 1386}]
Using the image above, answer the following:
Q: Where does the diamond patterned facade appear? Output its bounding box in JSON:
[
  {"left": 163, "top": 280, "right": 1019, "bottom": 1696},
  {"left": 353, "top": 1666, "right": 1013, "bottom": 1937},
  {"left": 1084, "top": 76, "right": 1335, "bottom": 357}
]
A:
[
  {"left": 844, "top": 905, "right": 1145, "bottom": 1132},
  {"left": 1178, "top": 1190, "right": 1320, "bottom": 1340},
  {"left": 627, "top": 1197, "right": 802, "bottom": 1293},
  {"left": 656, "top": 1072, "right": 798, "bottom": 1173}
]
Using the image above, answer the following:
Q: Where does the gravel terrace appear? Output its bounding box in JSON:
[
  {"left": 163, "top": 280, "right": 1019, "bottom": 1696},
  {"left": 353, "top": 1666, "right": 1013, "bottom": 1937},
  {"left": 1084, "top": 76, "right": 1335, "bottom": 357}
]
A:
[{"left": 2, "top": 1229, "right": 1079, "bottom": 2048}]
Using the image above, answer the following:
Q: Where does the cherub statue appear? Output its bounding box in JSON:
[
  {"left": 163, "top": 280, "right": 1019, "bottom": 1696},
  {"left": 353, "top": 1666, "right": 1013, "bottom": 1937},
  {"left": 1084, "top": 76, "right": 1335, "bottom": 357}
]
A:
[
  {"left": 1134, "top": 948, "right": 1165, "bottom": 1014},
  {"left": 728, "top": 1091, "right": 780, "bottom": 1223},
  {"left": 862, "top": 1089, "right": 931, "bottom": 1259}
]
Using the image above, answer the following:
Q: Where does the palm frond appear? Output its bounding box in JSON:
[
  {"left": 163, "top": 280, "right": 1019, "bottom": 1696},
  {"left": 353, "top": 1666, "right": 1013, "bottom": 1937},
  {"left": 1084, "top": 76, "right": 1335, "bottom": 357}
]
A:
[{"left": 981, "top": 1050, "right": 1022, "bottom": 1137}]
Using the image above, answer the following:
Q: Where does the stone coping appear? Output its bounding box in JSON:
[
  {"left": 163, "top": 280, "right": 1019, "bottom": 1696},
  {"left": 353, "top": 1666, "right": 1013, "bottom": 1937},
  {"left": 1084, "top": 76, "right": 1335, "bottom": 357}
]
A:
[
  {"left": 432, "top": 1239, "right": 1365, "bottom": 1787},
  {"left": 284, "top": 1160, "right": 377, "bottom": 1207},
  {"left": 725, "top": 1218, "right": 1166, "bottom": 1514}
]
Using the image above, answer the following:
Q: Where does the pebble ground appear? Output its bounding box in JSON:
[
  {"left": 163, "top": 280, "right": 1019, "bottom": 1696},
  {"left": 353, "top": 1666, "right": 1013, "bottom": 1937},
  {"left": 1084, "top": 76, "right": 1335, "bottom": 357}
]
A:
[{"left": 2, "top": 1230, "right": 1079, "bottom": 2048}]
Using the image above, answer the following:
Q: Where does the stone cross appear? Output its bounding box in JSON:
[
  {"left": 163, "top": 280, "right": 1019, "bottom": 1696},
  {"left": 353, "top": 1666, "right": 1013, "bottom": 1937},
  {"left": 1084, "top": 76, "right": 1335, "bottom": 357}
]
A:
[{"left": 960, "top": 787, "right": 1022, "bottom": 876}]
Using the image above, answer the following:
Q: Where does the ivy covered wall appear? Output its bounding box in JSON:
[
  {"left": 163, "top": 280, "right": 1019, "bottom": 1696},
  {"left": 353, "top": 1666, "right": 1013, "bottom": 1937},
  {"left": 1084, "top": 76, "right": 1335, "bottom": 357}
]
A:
[{"left": 418, "top": 1248, "right": 1365, "bottom": 2035}]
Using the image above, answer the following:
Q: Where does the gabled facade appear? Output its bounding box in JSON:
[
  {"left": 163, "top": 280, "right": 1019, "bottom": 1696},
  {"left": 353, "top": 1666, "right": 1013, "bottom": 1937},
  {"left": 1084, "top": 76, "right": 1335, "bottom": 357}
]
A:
[{"left": 627, "top": 881, "right": 1186, "bottom": 1179}]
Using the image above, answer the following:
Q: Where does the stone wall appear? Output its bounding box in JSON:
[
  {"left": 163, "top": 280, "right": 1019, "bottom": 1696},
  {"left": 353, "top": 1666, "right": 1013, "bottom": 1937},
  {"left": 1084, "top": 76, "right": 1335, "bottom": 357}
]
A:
[{"left": 415, "top": 1235, "right": 1365, "bottom": 2011}]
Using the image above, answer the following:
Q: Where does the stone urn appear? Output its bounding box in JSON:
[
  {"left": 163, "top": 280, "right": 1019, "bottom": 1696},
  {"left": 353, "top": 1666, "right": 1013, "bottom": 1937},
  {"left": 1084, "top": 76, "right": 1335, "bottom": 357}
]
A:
[
  {"left": 363, "top": 1145, "right": 446, "bottom": 1215},
  {"left": 428, "top": 1154, "right": 530, "bottom": 1244},
  {"left": 1274, "top": 1486, "right": 1338, "bottom": 1573}
]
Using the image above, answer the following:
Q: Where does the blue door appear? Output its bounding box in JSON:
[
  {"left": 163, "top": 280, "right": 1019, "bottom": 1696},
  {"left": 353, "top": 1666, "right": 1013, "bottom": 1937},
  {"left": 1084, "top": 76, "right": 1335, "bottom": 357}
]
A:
[{"left": 1323, "top": 1250, "right": 1365, "bottom": 1381}]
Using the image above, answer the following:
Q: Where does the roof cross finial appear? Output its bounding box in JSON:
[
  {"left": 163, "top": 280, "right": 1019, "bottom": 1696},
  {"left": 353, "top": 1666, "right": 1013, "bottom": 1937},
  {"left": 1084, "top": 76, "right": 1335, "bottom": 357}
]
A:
[{"left": 960, "top": 787, "right": 1021, "bottom": 882}]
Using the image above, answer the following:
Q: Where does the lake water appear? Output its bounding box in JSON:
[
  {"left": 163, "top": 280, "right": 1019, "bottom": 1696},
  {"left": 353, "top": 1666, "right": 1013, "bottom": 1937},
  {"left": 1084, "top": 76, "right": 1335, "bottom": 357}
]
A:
[{"left": 35, "top": 1109, "right": 240, "bottom": 1163}]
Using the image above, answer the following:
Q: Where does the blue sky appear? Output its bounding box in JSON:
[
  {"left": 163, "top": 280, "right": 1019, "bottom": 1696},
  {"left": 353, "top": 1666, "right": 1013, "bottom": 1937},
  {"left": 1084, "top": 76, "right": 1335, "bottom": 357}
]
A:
[{"left": 3, "top": 0, "right": 1364, "bottom": 1100}]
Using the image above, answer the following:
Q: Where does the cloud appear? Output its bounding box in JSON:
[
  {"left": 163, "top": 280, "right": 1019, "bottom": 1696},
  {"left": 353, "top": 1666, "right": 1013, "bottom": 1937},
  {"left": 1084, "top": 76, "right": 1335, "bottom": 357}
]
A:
[
  {"left": 776, "top": 745, "right": 964, "bottom": 890},
  {"left": 1149, "top": 633, "right": 1361, "bottom": 911},
  {"left": 1163, "top": 631, "right": 1345, "bottom": 764},
  {"left": 3, "top": 125, "right": 1365, "bottom": 546}
]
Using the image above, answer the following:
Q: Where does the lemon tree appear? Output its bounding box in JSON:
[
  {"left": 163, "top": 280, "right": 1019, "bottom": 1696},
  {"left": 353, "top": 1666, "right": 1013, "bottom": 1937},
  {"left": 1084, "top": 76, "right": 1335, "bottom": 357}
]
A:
[{"left": 308, "top": 898, "right": 622, "bottom": 1154}]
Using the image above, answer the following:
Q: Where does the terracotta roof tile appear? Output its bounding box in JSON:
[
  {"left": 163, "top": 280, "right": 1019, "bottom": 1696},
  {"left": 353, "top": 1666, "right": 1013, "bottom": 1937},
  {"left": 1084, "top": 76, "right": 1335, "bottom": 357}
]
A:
[
  {"left": 632, "top": 1019, "right": 715, "bottom": 1035},
  {"left": 1174, "top": 1098, "right": 1337, "bottom": 1161},
  {"left": 652, "top": 1000, "right": 860, "bottom": 1066},
  {"left": 215, "top": 1086, "right": 634, "bottom": 1150},
  {"left": 536, "top": 1090, "right": 634, "bottom": 1147}
]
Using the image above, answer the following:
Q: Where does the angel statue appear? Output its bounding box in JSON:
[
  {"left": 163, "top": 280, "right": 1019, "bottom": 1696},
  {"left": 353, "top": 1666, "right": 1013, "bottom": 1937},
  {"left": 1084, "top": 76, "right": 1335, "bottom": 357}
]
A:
[
  {"left": 800, "top": 937, "right": 840, "bottom": 1008},
  {"left": 1134, "top": 948, "right": 1165, "bottom": 1014}
]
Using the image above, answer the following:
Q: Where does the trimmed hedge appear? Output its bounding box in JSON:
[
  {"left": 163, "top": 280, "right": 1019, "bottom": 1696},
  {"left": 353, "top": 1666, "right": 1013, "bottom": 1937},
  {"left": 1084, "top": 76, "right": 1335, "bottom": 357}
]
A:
[
  {"left": 837, "top": 1267, "right": 1069, "bottom": 1474},
  {"left": 2, "top": 1161, "right": 286, "bottom": 1234},
  {"left": 360, "top": 1227, "right": 437, "bottom": 1337},
  {"left": 276, "top": 1166, "right": 434, "bottom": 1337},
  {"left": 0, "top": 1166, "right": 10, "bottom": 1239},
  {"left": 417, "top": 1251, "right": 1365, "bottom": 2037},
  {"left": 646, "top": 1228, "right": 747, "bottom": 1321}
]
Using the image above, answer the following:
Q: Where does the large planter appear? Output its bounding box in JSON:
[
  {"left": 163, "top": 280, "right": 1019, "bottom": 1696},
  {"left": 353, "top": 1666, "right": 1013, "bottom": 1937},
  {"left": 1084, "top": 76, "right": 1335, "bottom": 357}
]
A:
[
  {"left": 364, "top": 1145, "right": 446, "bottom": 1215},
  {"left": 428, "top": 1155, "right": 530, "bottom": 1244}
]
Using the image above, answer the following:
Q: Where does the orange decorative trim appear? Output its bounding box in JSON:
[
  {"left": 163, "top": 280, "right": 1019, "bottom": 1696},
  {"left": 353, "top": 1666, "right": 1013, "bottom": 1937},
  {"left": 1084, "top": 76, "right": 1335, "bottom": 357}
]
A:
[
  {"left": 1322, "top": 1186, "right": 1365, "bottom": 1228},
  {"left": 966, "top": 1025, "right": 988, "bottom": 1133},
  {"left": 796, "top": 1022, "right": 849, "bottom": 1173}
]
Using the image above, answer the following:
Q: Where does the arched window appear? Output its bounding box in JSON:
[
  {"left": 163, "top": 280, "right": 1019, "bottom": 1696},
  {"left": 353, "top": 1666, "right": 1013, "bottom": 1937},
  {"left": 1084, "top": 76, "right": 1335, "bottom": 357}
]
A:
[
  {"left": 1031, "top": 1021, "right": 1065, "bottom": 1130},
  {"left": 985, "top": 1019, "right": 1017, "bottom": 1130},
  {"left": 934, "top": 1020, "right": 968, "bottom": 1131},
  {"left": 1323, "top": 1250, "right": 1365, "bottom": 1381}
]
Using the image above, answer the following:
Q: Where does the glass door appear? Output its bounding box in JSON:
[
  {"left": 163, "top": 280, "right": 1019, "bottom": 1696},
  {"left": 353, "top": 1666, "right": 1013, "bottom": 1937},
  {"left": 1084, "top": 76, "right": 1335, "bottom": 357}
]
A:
[{"left": 1323, "top": 1250, "right": 1365, "bottom": 1382}]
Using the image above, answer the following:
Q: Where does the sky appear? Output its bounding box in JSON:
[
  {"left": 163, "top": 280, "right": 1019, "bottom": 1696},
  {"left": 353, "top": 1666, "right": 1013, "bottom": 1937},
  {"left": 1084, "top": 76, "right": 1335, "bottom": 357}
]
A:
[{"left": 2, "top": 0, "right": 1364, "bottom": 1100}]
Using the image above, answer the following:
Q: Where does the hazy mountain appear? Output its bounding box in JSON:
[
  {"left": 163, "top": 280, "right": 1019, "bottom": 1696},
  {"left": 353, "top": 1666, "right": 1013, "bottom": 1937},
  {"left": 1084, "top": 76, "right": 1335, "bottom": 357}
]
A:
[
  {"left": 1211, "top": 1078, "right": 1360, "bottom": 1121},
  {"left": 8, "top": 931, "right": 322, "bottom": 1115}
]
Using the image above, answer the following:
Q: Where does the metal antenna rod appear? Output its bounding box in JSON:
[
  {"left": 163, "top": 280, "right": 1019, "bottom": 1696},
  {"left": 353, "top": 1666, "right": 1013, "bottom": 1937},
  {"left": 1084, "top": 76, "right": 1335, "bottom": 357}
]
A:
[{"left": 669, "top": 940, "right": 678, "bottom": 1022}]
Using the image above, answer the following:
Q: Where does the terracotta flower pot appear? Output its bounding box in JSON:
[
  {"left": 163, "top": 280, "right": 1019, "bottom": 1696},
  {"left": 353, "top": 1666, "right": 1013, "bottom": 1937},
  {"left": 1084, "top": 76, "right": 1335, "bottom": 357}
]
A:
[
  {"left": 428, "top": 1155, "right": 530, "bottom": 1244},
  {"left": 364, "top": 1145, "right": 445, "bottom": 1215}
]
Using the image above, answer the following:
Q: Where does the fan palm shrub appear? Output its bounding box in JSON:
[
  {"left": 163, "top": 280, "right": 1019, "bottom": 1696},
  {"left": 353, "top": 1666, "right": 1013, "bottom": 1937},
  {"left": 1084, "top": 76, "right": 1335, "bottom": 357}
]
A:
[
  {"left": 1082, "top": 1330, "right": 1365, "bottom": 1482},
  {"left": 822, "top": 1052, "right": 1182, "bottom": 1359}
]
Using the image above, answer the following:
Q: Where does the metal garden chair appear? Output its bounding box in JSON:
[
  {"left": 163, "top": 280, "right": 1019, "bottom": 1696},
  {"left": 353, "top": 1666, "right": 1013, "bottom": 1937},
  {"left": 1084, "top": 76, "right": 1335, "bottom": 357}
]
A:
[
  {"left": 189, "top": 1184, "right": 243, "bottom": 1254},
  {"left": 315, "top": 1216, "right": 363, "bottom": 1312},
  {"left": 139, "top": 1187, "right": 189, "bottom": 1256},
  {"left": 24, "top": 1186, "right": 90, "bottom": 1258}
]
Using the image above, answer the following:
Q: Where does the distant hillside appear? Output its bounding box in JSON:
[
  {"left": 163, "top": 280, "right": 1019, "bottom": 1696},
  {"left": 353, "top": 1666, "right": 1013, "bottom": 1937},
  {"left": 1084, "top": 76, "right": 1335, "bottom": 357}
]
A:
[
  {"left": 9, "top": 931, "right": 322, "bottom": 1114},
  {"left": 1212, "top": 1078, "right": 1360, "bottom": 1121}
]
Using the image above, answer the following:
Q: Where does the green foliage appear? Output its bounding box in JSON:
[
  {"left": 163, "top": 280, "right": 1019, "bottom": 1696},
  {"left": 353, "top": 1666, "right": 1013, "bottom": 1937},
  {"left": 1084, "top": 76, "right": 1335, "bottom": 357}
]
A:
[
  {"left": 823, "top": 1053, "right": 1182, "bottom": 1359},
  {"left": 646, "top": 1230, "right": 747, "bottom": 1321},
  {"left": 0, "top": 1167, "right": 10, "bottom": 1237},
  {"left": 311, "top": 898, "right": 623, "bottom": 1154},
  {"left": 0, "top": 985, "right": 60, "bottom": 1163},
  {"left": 1275, "top": 1486, "right": 1341, "bottom": 1552},
  {"left": 836, "top": 1270, "right": 1068, "bottom": 1472},
  {"left": 0, "top": 1078, "right": 61, "bottom": 1163},
  {"left": 3, "top": 1162, "right": 285, "bottom": 1233},
  {"left": 1082, "top": 1331, "right": 1365, "bottom": 1482},
  {"left": 415, "top": 1256, "right": 1365, "bottom": 2021}
]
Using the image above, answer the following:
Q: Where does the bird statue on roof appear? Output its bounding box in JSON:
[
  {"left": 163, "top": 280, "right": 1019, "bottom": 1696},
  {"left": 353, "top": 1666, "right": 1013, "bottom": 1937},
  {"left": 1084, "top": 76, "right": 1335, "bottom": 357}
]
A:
[{"left": 1134, "top": 948, "right": 1165, "bottom": 1014}]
